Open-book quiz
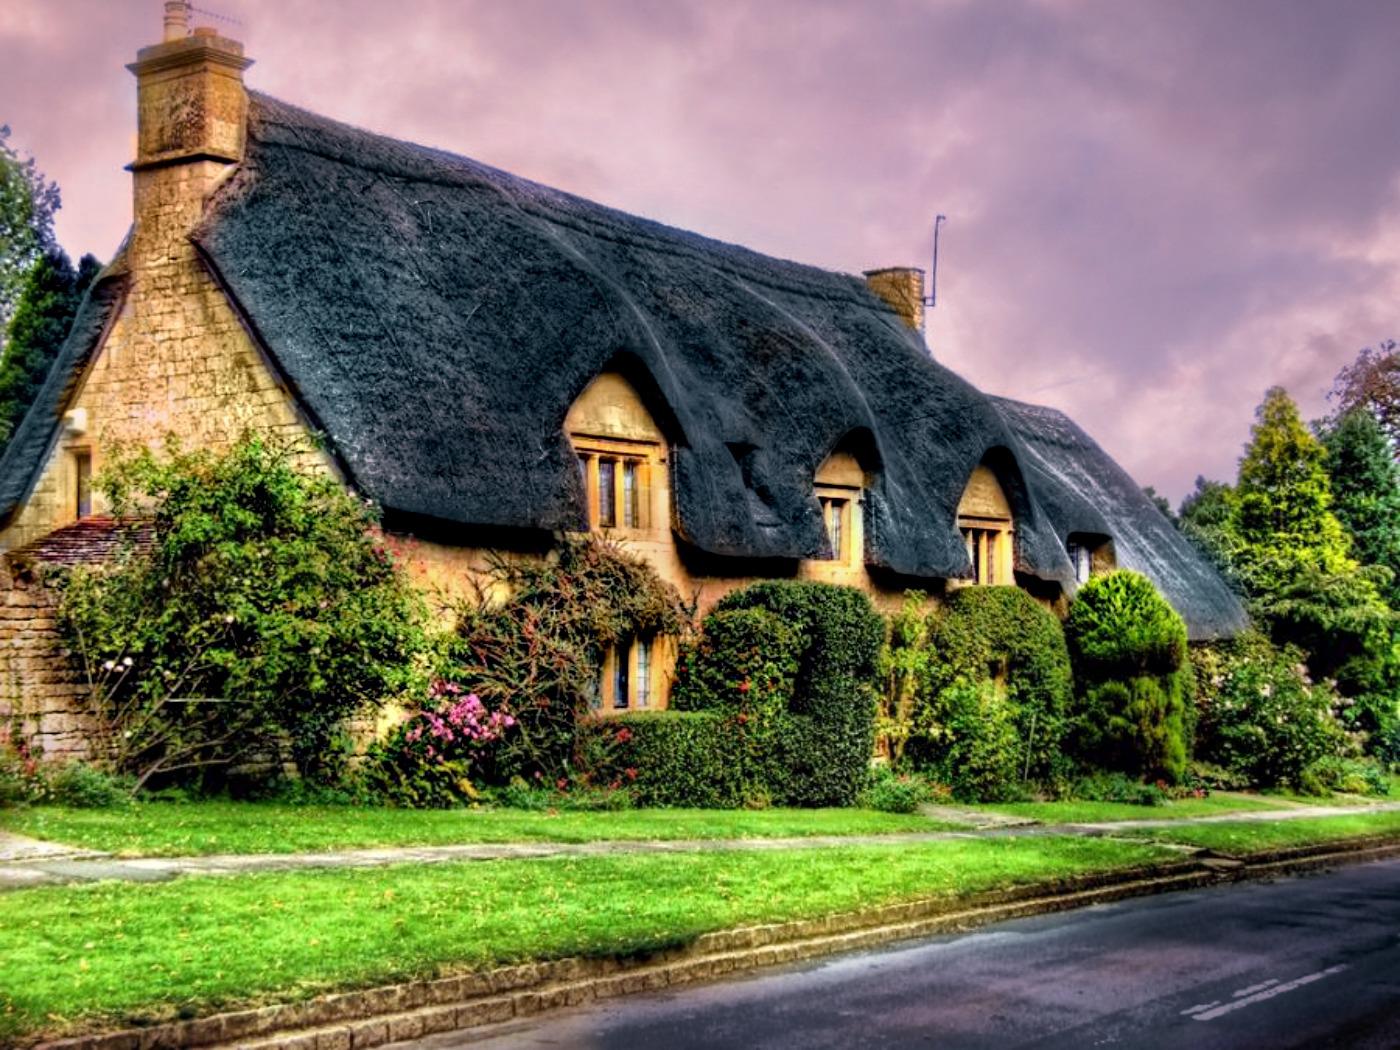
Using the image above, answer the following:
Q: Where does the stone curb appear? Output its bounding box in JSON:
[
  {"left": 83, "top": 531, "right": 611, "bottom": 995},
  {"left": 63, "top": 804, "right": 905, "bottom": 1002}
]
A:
[{"left": 31, "top": 835, "right": 1400, "bottom": 1050}]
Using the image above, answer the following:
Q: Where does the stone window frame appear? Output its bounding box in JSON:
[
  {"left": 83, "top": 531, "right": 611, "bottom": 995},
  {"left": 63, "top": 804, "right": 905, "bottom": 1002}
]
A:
[{"left": 573, "top": 434, "right": 659, "bottom": 534}]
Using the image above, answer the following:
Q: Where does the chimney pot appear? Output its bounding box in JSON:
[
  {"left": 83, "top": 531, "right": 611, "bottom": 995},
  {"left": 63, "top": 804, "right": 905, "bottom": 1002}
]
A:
[{"left": 163, "top": 0, "right": 190, "bottom": 42}]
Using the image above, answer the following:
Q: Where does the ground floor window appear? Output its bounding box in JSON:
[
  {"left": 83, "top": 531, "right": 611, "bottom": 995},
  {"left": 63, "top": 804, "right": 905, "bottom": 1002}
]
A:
[{"left": 598, "top": 636, "right": 662, "bottom": 712}]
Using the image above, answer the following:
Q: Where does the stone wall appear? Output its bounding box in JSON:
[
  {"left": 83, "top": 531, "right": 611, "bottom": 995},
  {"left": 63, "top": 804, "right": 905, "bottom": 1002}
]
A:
[{"left": 0, "top": 559, "right": 92, "bottom": 760}]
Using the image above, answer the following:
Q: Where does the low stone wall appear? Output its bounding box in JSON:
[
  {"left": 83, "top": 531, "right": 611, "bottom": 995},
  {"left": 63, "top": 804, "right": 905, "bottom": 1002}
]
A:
[{"left": 0, "top": 556, "right": 92, "bottom": 760}]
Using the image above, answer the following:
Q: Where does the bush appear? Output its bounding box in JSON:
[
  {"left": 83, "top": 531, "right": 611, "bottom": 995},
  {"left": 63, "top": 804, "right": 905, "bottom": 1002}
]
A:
[
  {"left": 577, "top": 711, "right": 760, "bottom": 808},
  {"left": 1191, "top": 631, "right": 1350, "bottom": 788},
  {"left": 858, "top": 765, "right": 937, "bottom": 813},
  {"left": 910, "top": 587, "right": 1073, "bottom": 789},
  {"left": 671, "top": 608, "right": 799, "bottom": 720},
  {"left": 1298, "top": 755, "right": 1391, "bottom": 798},
  {"left": 0, "top": 728, "right": 45, "bottom": 807},
  {"left": 46, "top": 763, "right": 133, "bottom": 808},
  {"left": 1065, "top": 571, "right": 1192, "bottom": 783},
  {"left": 359, "top": 681, "right": 516, "bottom": 807},
  {"left": 716, "top": 581, "right": 884, "bottom": 806},
  {"left": 1068, "top": 771, "right": 1168, "bottom": 807},
  {"left": 444, "top": 537, "right": 690, "bottom": 785},
  {"left": 56, "top": 435, "right": 428, "bottom": 790}
]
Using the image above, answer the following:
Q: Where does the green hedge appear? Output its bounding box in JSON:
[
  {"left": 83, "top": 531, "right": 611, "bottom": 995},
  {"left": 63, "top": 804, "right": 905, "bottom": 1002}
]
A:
[
  {"left": 671, "top": 607, "right": 799, "bottom": 720},
  {"left": 716, "top": 581, "right": 883, "bottom": 806},
  {"left": 577, "top": 711, "right": 760, "bottom": 808},
  {"left": 910, "top": 587, "right": 1073, "bottom": 791},
  {"left": 1065, "top": 571, "right": 1192, "bottom": 783}
]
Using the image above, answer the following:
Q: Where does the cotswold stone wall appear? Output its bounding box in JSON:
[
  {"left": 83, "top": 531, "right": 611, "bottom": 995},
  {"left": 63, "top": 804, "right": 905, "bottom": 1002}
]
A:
[{"left": 0, "top": 560, "right": 91, "bottom": 760}]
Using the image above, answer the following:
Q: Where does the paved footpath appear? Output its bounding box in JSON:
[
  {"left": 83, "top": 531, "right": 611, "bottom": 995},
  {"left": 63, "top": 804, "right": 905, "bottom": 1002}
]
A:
[{"left": 3, "top": 800, "right": 1399, "bottom": 891}]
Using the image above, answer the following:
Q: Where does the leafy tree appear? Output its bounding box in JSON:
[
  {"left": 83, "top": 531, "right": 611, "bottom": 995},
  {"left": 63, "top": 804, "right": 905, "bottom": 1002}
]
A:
[
  {"left": 56, "top": 435, "right": 428, "bottom": 790},
  {"left": 0, "top": 249, "right": 99, "bottom": 447},
  {"left": 1321, "top": 408, "right": 1400, "bottom": 607},
  {"left": 1329, "top": 339, "right": 1400, "bottom": 450},
  {"left": 1142, "top": 486, "right": 1177, "bottom": 525},
  {"left": 1178, "top": 475, "right": 1243, "bottom": 582},
  {"left": 1234, "top": 387, "right": 1353, "bottom": 593},
  {"left": 0, "top": 124, "right": 60, "bottom": 340}
]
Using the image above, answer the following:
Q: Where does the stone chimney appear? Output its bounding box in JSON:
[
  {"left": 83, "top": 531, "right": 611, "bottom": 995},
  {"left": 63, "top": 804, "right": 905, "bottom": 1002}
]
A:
[
  {"left": 863, "top": 267, "right": 925, "bottom": 334},
  {"left": 126, "top": 2, "right": 252, "bottom": 272}
]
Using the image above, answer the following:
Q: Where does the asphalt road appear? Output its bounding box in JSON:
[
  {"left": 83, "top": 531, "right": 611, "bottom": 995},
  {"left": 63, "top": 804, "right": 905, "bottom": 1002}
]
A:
[{"left": 407, "top": 857, "right": 1400, "bottom": 1049}]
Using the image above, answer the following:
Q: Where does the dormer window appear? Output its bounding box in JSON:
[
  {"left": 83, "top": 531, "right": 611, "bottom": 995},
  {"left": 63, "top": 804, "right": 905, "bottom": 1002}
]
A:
[
  {"left": 957, "top": 463, "right": 1015, "bottom": 586},
  {"left": 1067, "top": 533, "right": 1114, "bottom": 585},
  {"left": 566, "top": 371, "right": 667, "bottom": 534},
  {"left": 1067, "top": 539, "right": 1091, "bottom": 584},
  {"left": 818, "top": 495, "right": 848, "bottom": 561}
]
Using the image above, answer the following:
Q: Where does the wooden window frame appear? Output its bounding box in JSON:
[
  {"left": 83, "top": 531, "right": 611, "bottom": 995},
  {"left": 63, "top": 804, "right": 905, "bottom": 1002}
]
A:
[
  {"left": 958, "top": 517, "right": 1014, "bottom": 586},
  {"left": 572, "top": 435, "right": 659, "bottom": 534},
  {"left": 814, "top": 484, "right": 860, "bottom": 566}
]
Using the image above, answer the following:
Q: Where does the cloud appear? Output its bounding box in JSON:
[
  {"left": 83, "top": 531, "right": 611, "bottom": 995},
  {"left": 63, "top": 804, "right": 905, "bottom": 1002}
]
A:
[{"left": 2, "top": 0, "right": 1396, "bottom": 503}]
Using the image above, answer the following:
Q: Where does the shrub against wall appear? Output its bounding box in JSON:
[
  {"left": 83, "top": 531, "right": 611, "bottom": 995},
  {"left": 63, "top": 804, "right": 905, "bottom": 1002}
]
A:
[
  {"left": 909, "top": 587, "right": 1073, "bottom": 797},
  {"left": 578, "top": 711, "right": 756, "bottom": 808},
  {"left": 56, "top": 436, "right": 427, "bottom": 790},
  {"left": 442, "top": 537, "right": 691, "bottom": 784},
  {"left": 1064, "top": 570, "right": 1192, "bottom": 783},
  {"left": 716, "top": 581, "right": 883, "bottom": 806}
]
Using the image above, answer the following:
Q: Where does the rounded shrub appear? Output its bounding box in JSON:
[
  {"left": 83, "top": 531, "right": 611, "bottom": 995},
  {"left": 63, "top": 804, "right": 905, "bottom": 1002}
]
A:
[
  {"left": 1065, "top": 570, "right": 1192, "bottom": 783},
  {"left": 912, "top": 586, "right": 1073, "bottom": 788},
  {"left": 716, "top": 581, "right": 883, "bottom": 806},
  {"left": 671, "top": 607, "right": 799, "bottom": 720}
]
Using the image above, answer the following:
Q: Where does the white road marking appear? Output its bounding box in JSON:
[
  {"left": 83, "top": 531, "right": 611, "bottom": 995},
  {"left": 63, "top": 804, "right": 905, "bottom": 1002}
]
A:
[
  {"left": 1232, "top": 978, "right": 1280, "bottom": 998},
  {"left": 1193, "top": 965, "right": 1349, "bottom": 1021},
  {"left": 1180, "top": 1001, "right": 1221, "bottom": 1016}
]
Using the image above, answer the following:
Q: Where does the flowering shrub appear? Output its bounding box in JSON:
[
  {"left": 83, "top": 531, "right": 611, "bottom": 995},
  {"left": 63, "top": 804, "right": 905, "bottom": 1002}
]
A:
[
  {"left": 1191, "top": 631, "right": 1350, "bottom": 788},
  {"left": 361, "top": 681, "right": 515, "bottom": 807},
  {"left": 0, "top": 728, "right": 132, "bottom": 807}
]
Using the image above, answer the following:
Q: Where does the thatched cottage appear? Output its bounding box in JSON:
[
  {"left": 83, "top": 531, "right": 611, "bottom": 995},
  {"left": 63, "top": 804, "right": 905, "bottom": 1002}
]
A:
[{"left": 0, "top": 6, "right": 1245, "bottom": 755}]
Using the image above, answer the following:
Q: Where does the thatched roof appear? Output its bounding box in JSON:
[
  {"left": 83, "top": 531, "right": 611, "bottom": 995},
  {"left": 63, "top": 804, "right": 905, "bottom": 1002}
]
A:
[{"left": 0, "top": 92, "right": 1246, "bottom": 638}]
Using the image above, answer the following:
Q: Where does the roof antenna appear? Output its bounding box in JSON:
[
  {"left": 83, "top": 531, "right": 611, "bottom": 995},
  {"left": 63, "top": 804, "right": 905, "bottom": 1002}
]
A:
[{"left": 923, "top": 214, "right": 947, "bottom": 310}]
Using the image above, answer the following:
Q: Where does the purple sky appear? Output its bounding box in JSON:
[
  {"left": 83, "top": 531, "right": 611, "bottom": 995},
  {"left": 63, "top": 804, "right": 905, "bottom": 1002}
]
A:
[{"left": 3, "top": 0, "right": 1397, "bottom": 502}]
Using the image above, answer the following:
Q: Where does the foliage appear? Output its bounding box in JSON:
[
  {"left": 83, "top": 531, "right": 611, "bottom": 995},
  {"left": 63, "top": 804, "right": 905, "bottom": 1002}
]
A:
[
  {"left": 0, "top": 249, "right": 99, "bottom": 447},
  {"left": 359, "top": 681, "right": 515, "bottom": 808},
  {"left": 1328, "top": 338, "right": 1400, "bottom": 449},
  {"left": 1177, "top": 476, "right": 1245, "bottom": 583},
  {"left": 491, "top": 779, "right": 633, "bottom": 811},
  {"left": 1064, "top": 571, "right": 1191, "bottom": 782},
  {"left": 1298, "top": 755, "right": 1391, "bottom": 798},
  {"left": 909, "top": 586, "right": 1073, "bottom": 794},
  {"left": 715, "top": 581, "right": 884, "bottom": 806},
  {"left": 1, "top": 728, "right": 132, "bottom": 807},
  {"left": 578, "top": 711, "right": 760, "bottom": 808},
  {"left": 858, "top": 765, "right": 941, "bottom": 813},
  {"left": 1141, "top": 485, "right": 1177, "bottom": 524},
  {"left": 0, "top": 123, "right": 61, "bottom": 339},
  {"left": 671, "top": 607, "right": 799, "bottom": 720},
  {"left": 1068, "top": 771, "right": 1168, "bottom": 807},
  {"left": 876, "top": 592, "right": 932, "bottom": 764},
  {"left": 1322, "top": 408, "right": 1400, "bottom": 607},
  {"left": 442, "top": 536, "right": 690, "bottom": 785},
  {"left": 55, "top": 436, "right": 428, "bottom": 790},
  {"left": 1191, "top": 632, "right": 1350, "bottom": 789}
]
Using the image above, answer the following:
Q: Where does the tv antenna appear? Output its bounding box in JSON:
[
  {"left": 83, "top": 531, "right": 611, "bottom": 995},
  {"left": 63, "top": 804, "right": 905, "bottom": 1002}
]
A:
[{"left": 923, "top": 214, "right": 947, "bottom": 310}]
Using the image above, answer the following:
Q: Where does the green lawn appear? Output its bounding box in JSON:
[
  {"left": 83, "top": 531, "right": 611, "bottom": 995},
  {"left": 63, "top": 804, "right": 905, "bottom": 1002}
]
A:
[
  {"left": 977, "top": 792, "right": 1289, "bottom": 825},
  {"left": 1121, "top": 809, "right": 1400, "bottom": 853},
  {"left": 0, "top": 835, "right": 1171, "bottom": 1043},
  {"left": 0, "top": 802, "right": 959, "bottom": 858}
]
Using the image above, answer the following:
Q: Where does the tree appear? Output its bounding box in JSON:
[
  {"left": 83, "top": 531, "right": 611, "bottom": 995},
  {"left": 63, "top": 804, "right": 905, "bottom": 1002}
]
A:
[
  {"left": 0, "top": 124, "right": 61, "bottom": 341},
  {"left": 1321, "top": 408, "right": 1400, "bottom": 607},
  {"left": 1178, "top": 475, "right": 1243, "bottom": 582},
  {"left": 0, "top": 249, "right": 99, "bottom": 447},
  {"left": 1328, "top": 339, "right": 1400, "bottom": 450},
  {"left": 1142, "top": 486, "right": 1177, "bottom": 525}
]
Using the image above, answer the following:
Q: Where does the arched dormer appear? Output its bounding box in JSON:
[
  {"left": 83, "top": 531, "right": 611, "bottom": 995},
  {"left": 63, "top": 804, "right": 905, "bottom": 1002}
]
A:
[
  {"left": 565, "top": 371, "right": 668, "bottom": 534},
  {"left": 809, "top": 430, "right": 881, "bottom": 575},
  {"left": 957, "top": 462, "right": 1015, "bottom": 585},
  {"left": 1066, "top": 532, "right": 1115, "bottom": 584}
]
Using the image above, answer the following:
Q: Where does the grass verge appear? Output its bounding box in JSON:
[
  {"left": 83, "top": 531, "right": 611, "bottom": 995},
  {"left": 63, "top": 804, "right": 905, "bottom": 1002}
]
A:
[
  {"left": 0, "top": 836, "right": 1170, "bottom": 1043},
  {"left": 977, "top": 793, "right": 1289, "bottom": 825},
  {"left": 0, "top": 802, "right": 958, "bottom": 858},
  {"left": 1120, "top": 809, "right": 1400, "bottom": 853}
]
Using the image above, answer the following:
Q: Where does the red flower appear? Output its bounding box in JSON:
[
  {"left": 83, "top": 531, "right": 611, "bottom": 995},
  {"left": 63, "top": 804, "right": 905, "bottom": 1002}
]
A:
[
  {"left": 556, "top": 777, "right": 569, "bottom": 791},
  {"left": 738, "top": 680, "right": 752, "bottom": 694},
  {"left": 616, "top": 727, "right": 633, "bottom": 744},
  {"left": 625, "top": 767, "right": 639, "bottom": 781}
]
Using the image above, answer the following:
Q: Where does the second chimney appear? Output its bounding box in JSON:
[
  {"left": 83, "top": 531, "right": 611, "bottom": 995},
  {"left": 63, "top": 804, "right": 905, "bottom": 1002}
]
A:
[{"left": 863, "top": 267, "right": 925, "bottom": 335}]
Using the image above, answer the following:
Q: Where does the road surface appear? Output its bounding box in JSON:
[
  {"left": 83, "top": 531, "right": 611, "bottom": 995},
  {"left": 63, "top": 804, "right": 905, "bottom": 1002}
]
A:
[{"left": 405, "top": 856, "right": 1400, "bottom": 1049}]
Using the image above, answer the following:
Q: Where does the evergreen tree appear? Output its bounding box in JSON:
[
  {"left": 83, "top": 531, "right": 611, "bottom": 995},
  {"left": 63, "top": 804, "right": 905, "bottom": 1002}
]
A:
[
  {"left": 1322, "top": 408, "right": 1400, "bottom": 607},
  {"left": 0, "top": 250, "right": 99, "bottom": 447},
  {"left": 1178, "top": 475, "right": 1242, "bottom": 583},
  {"left": 0, "top": 124, "right": 61, "bottom": 340}
]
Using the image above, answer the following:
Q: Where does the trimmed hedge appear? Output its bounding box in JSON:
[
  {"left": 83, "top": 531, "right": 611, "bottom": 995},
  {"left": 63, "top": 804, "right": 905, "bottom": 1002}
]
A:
[
  {"left": 716, "top": 581, "right": 884, "bottom": 806},
  {"left": 671, "top": 607, "right": 799, "bottom": 720},
  {"left": 911, "top": 587, "right": 1073, "bottom": 790},
  {"left": 577, "top": 711, "right": 760, "bottom": 808},
  {"left": 1065, "top": 571, "right": 1192, "bottom": 783}
]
